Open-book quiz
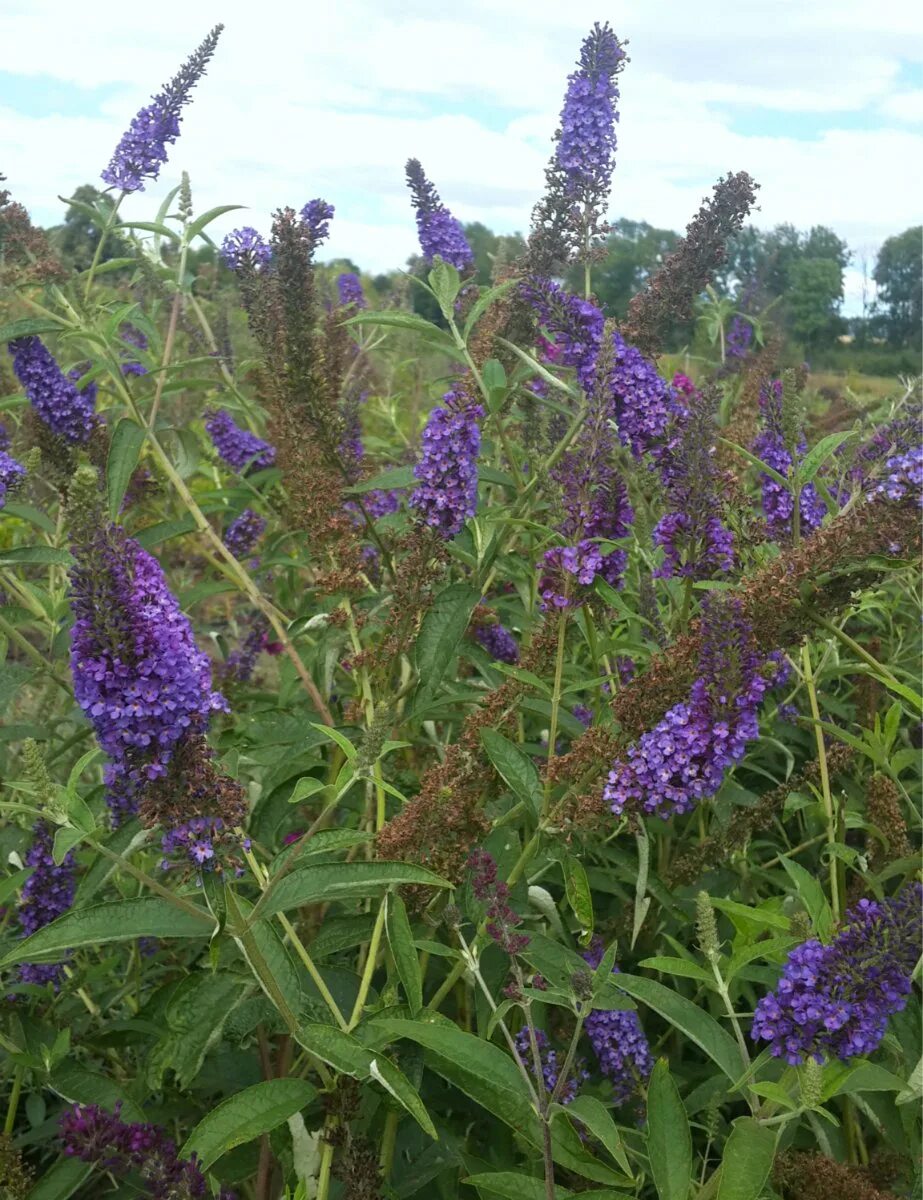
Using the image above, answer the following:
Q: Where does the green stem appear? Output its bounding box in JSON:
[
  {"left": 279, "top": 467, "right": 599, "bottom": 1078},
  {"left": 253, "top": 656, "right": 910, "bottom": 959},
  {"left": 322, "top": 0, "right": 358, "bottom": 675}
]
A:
[
  {"left": 83, "top": 191, "right": 124, "bottom": 301},
  {"left": 0, "top": 611, "right": 71, "bottom": 693},
  {"left": 89, "top": 838, "right": 215, "bottom": 924},
  {"left": 379, "top": 1108, "right": 399, "bottom": 1177},
  {"left": 542, "top": 609, "right": 569, "bottom": 818},
  {"left": 806, "top": 608, "right": 908, "bottom": 695},
  {"left": 348, "top": 902, "right": 386, "bottom": 1030},
  {"left": 801, "top": 641, "right": 840, "bottom": 921},
  {"left": 4, "top": 1067, "right": 22, "bottom": 1136}
]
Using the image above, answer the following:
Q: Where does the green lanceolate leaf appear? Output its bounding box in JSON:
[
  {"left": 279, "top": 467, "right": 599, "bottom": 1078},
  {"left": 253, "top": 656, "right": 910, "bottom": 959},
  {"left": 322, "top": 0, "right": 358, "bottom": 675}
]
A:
[
  {"left": 25, "top": 1157, "right": 92, "bottom": 1200},
  {"left": 180, "top": 1078, "right": 318, "bottom": 1169},
  {"left": 413, "top": 582, "right": 480, "bottom": 709},
  {"left": 0, "top": 897, "right": 213, "bottom": 966},
  {"left": 256, "top": 860, "right": 451, "bottom": 919},
  {"left": 716, "top": 1117, "right": 776, "bottom": 1200},
  {"left": 646, "top": 1059, "right": 693, "bottom": 1200},
  {"left": 481, "top": 728, "right": 542, "bottom": 817},
  {"left": 346, "top": 464, "right": 415, "bottom": 494},
  {"left": 147, "top": 971, "right": 249, "bottom": 1089},
  {"left": 562, "top": 853, "right": 594, "bottom": 940},
  {"left": 386, "top": 892, "right": 423, "bottom": 1013},
  {"left": 106, "top": 417, "right": 146, "bottom": 521}
]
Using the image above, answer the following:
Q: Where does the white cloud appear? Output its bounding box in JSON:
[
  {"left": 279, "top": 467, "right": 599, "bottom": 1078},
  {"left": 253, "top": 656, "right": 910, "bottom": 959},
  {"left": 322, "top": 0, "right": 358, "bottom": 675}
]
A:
[{"left": 1, "top": 0, "right": 921, "bottom": 313}]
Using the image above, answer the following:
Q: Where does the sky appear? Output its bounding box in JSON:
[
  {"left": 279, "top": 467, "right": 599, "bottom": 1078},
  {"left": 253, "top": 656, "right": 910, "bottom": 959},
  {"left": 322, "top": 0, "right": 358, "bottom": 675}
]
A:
[{"left": 1, "top": 0, "right": 921, "bottom": 316}]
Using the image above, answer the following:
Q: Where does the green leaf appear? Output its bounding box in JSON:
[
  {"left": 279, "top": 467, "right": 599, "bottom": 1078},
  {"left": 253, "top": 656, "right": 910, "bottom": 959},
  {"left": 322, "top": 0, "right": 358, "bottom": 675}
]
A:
[
  {"left": 716, "top": 1117, "right": 776, "bottom": 1200},
  {"left": 147, "top": 972, "right": 248, "bottom": 1088},
  {"left": 779, "top": 856, "right": 834, "bottom": 941},
  {"left": 564, "top": 1094, "right": 633, "bottom": 1176},
  {"left": 25, "top": 1157, "right": 92, "bottom": 1200},
  {"left": 1, "top": 502, "right": 56, "bottom": 534},
  {"left": 646, "top": 1059, "right": 692, "bottom": 1200},
  {"left": 308, "top": 722, "right": 358, "bottom": 760},
  {"left": 0, "top": 545, "right": 72, "bottom": 566},
  {"left": 464, "top": 1172, "right": 628, "bottom": 1199},
  {"left": 181, "top": 1078, "right": 317, "bottom": 1169},
  {"left": 229, "top": 894, "right": 303, "bottom": 1031},
  {"left": 186, "top": 204, "right": 246, "bottom": 241},
  {"left": 639, "top": 956, "right": 714, "bottom": 985},
  {"left": 463, "top": 279, "right": 515, "bottom": 339},
  {"left": 295, "top": 1022, "right": 436, "bottom": 1138},
  {"left": 257, "top": 861, "right": 451, "bottom": 918},
  {"left": 614, "top": 975, "right": 742, "bottom": 1083},
  {"left": 428, "top": 259, "right": 461, "bottom": 317},
  {"left": 0, "top": 897, "right": 213, "bottom": 965},
  {"left": 106, "top": 417, "right": 146, "bottom": 521},
  {"left": 718, "top": 437, "right": 790, "bottom": 489},
  {"left": 798, "top": 431, "right": 857, "bottom": 485},
  {"left": 47, "top": 1062, "right": 145, "bottom": 1123},
  {"left": 562, "top": 854, "right": 594, "bottom": 940},
  {"left": 121, "top": 220, "right": 181, "bottom": 241},
  {"left": 481, "top": 728, "right": 542, "bottom": 816},
  {"left": 413, "top": 582, "right": 480, "bottom": 707},
  {"left": 346, "top": 464, "right": 414, "bottom": 494},
  {"left": 344, "top": 311, "right": 458, "bottom": 354},
  {"left": 0, "top": 317, "right": 66, "bottom": 342},
  {"left": 519, "top": 935, "right": 634, "bottom": 1012},
  {"left": 386, "top": 892, "right": 423, "bottom": 1013}
]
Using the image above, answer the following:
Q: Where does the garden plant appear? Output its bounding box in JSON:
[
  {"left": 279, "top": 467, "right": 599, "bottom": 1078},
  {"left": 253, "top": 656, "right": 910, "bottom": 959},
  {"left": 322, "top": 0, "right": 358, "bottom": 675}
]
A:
[{"left": 0, "top": 20, "right": 921, "bottom": 1200}]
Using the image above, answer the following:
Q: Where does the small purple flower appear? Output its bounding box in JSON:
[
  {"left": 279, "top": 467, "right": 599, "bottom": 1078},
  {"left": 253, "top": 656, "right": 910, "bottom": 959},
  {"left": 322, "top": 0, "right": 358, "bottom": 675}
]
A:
[
  {"left": 101, "top": 26, "right": 223, "bottom": 192},
  {"left": 868, "top": 445, "right": 923, "bottom": 508},
  {"left": 410, "top": 392, "right": 482, "bottom": 538},
  {"left": 474, "top": 621, "right": 519, "bottom": 664},
  {"left": 752, "top": 884, "right": 923, "bottom": 1065},
  {"left": 583, "top": 942, "right": 654, "bottom": 1107},
  {"left": 205, "top": 409, "right": 276, "bottom": 473},
  {"left": 16, "top": 821, "right": 76, "bottom": 989},
  {"left": 726, "top": 315, "right": 753, "bottom": 360},
  {"left": 223, "top": 509, "right": 266, "bottom": 560},
  {"left": 337, "top": 272, "right": 366, "bottom": 308},
  {"left": 468, "top": 849, "right": 529, "bottom": 955},
  {"left": 405, "top": 159, "right": 473, "bottom": 270},
  {"left": 514, "top": 1028, "right": 585, "bottom": 1104},
  {"left": 8, "top": 337, "right": 97, "bottom": 445},
  {"left": 220, "top": 227, "right": 271, "bottom": 272},
  {"left": 521, "top": 277, "right": 604, "bottom": 394},
  {"left": 753, "top": 381, "right": 826, "bottom": 540},
  {"left": 0, "top": 448, "right": 26, "bottom": 509},
  {"left": 572, "top": 704, "right": 593, "bottom": 727},
  {"left": 300, "top": 199, "right": 335, "bottom": 247},
  {"left": 609, "top": 330, "right": 678, "bottom": 459}
]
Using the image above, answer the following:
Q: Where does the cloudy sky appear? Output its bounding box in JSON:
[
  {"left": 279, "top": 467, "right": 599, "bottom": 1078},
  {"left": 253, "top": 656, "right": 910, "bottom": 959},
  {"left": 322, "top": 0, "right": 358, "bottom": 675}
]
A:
[{"left": 2, "top": 0, "right": 921, "bottom": 313}]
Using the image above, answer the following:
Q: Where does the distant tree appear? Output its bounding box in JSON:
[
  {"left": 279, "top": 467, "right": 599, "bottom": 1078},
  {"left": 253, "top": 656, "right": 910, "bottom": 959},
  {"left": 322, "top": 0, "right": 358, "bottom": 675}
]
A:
[
  {"left": 786, "top": 257, "right": 844, "bottom": 350},
  {"left": 873, "top": 226, "right": 922, "bottom": 347},
  {"left": 463, "top": 222, "right": 526, "bottom": 284},
  {"left": 575, "top": 219, "right": 679, "bottom": 316},
  {"left": 54, "top": 185, "right": 129, "bottom": 271}
]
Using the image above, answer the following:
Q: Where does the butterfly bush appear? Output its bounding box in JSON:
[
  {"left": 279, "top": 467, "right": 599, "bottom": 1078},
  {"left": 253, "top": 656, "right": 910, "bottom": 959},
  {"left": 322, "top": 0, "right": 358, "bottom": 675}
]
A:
[
  {"left": 337, "top": 271, "right": 366, "bottom": 308},
  {"left": 220, "top": 226, "right": 271, "bottom": 271},
  {"left": 410, "top": 392, "right": 482, "bottom": 537},
  {"left": 223, "top": 508, "right": 266, "bottom": 559},
  {"left": 474, "top": 621, "right": 520, "bottom": 664},
  {"left": 0, "top": 445, "right": 26, "bottom": 508},
  {"left": 205, "top": 408, "right": 276, "bottom": 472},
  {"left": 752, "top": 885, "right": 923, "bottom": 1064},
  {"left": 15, "top": 822, "right": 76, "bottom": 988},
  {"left": 753, "top": 380, "right": 826, "bottom": 539},
  {"left": 405, "top": 158, "right": 474, "bottom": 269},
  {"left": 583, "top": 943, "right": 654, "bottom": 1107},
  {"left": 514, "top": 1028, "right": 585, "bottom": 1103}
]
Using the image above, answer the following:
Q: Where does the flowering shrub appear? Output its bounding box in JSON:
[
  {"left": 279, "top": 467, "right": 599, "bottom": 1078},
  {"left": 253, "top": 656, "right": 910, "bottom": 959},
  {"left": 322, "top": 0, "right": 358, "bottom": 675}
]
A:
[{"left": 0, "top": 20, "right": 919, "bottom": 1200}]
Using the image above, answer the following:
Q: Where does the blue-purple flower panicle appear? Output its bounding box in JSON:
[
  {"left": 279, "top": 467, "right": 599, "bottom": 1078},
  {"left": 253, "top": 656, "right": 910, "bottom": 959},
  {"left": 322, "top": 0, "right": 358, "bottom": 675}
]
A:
[
  {"left": 16, "top": 821, "right": 76, "bottom": 988},
  {"left": 554, "top": 22, "right": 626, "bottom": 207},
  {"left": 752, "top": 884, "right": 923, "bottom": 1065},
  {"left": 583, "top": 942, "right": 654, "bottom": 1107},
  {"left": 61, "top": 1103, "right": 229, "bottom": 1199},
  {"left": 474, "top": 621, "right": 520, "bottom": 664},
  {"left": 337, "top": 272, "right": 366, "bottom": 309},
  {"left": 101, "top": 26, "right": 223, "bottom": 193},
  {"left": 405, "top": 159, "right": 473, "bottom": 270},
  {"left": 223, "top": 508, "right": 266, "bottom": 560},
  {"left": 753, "top": 380, "right": 826, "bottom": 540},
  {"left": 410, "top": 393, "right": 482, "bottom": 538},
  {"left": 514, "top": 1028, "right": 585, "bottom": 1104},
  {"left": 8, "top": 337, "right": 97, "bottom": 445},
  {"left": 522, "top": 277, "right": 604, "bottom": 394},
  {"left": 0, "top": 446, "right": 26, "bottom": 509},
  {"left": 205, "top": 408, "right": 276, "bottom": 473},
  {"left": 69, "top": 525, "right": 225, "bottom": 822},
  {"left": 604, "top": 599, "right": 781, "bottom": 819},
  {"left": 301, "top": 199, "right": 335, "bottom": 247},
  {"left": 220, "top": 227, "right": 272, "bottom": 272}
]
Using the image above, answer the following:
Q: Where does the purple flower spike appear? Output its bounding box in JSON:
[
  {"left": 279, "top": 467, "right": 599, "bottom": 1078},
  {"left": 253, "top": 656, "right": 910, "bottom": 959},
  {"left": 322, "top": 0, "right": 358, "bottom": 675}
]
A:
[
  {"left": 582, "top": 942, "right": 654, "bottom": 1107},
  {"left": 337, "top": 272, "right": 366, "bottom": 308},
  {"left": 405, "top": 159, "right": 473, "bottom": 270},
  {"left": 0, "top": 448, "right": 26, "bottom": 509},
  {"left": 101, "top": 26, "right": 223, "bottom": 193},
  {"left": 752, "top": 884, "right": 923, "bottom": 1064},
  {"left": 474, "top": 622, "right": 520, "bottom": 664},
  {"left": 514, "top": 1028, "right": 586, "bottom": 1104},
  {"left": 301, "top": 199, "right": 335, "bottom": 246},
  {"left": 205, "top": 409, "right": 276, "bottom": 473},
  {"left": 223, "top": 508, "right": 266, "bottom": 559},
  {"left": 8, "top": 337, "right": 97, "bottom": 445},
  {"left": 410, "top": 391, "right": 482, "bottom": 538},
  {"left": 555, "top": 23, "right": 626, "bottom": 206},
  {"left": 16, "top": 821, "right": 76, "bottom": 989},
  {"left": 220, "top": 227, "right": 271, "bottom": 272}
]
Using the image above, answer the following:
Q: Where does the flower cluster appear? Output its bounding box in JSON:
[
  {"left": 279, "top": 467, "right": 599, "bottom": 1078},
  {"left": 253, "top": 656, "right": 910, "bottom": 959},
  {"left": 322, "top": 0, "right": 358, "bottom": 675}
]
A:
[
  {"left": 554, "top": 22, "right": 626, "bottom": 209},
  {"left": 205, "top": 408, "right": 276, "bottom": 473},
  {"left": 653, "top": 513, "right": 734, "bottom": 580},
  {"left": 752, "top": 884, "right": 923, "bottom": 1064},
  {"left": 474, "top": 620, "right": 520, "bottom": 664},
  {"left": 60, "top": 1103, "right": 221, "bottom": 1199},
  {"left": 223, "top": 508, "right": 266, "bottom": 560},
  {"left": 220, "top": 227, "right": 272, "bottom": 272},
  {"left": 101, "top": 26, "right": 223, "bottom": 192},
  {"left": 609, "top": 329, "right": 678, "bottom": 458},
  {"left": 753, "top": 380, "right": 826, "bottom": 540},
  {"left": 300, "top": 198, "right": 335, "bottom": 247},
  {"left": 220, "top": 615, "right": 279, "bottom": 685},
  {"left": 604, "top": 599, "right": 776, "bottom": 819},
  {"left": 337, "top": 271, "right": 366, "bottom": 308},
  {"left": 8, "top": 336, "right": 97, "bottom": 445},
  {"left": 119, "top": 323, "right": 148, "bottom": 376},
  {"left": 540, "top": 535, "right": 628, "bottom": 609},
  {"left": 514, "top": 1028, "right": 584, "bottom": 1104},
  {"left": 161, "top": 816, "right": 248, "bottom": 873},
  {"left": 410, "top": 393, "right": 482, "bottom": 538},
  {"left": 70, "top": 525, "right": 225, "bottom": 822},
  {"left": 583, "top": 943, "right": 654, "bottom": 1107},
  {"left": 405, "top": 158, "right": 474, "bottom": 269},
  {"left": 0, "top": 445, "right": 26, "bottom": 509},
  {"left": 867, "top": 444, "right": 923, "bottom": 507},
  {"left": 521, "top": 277, "right": 604, "bottom": 393},
  {"left": 726, "top": 314, "right": 753, "bottom": 360},
  {"left": 16, "top": 821, "right": 76, "bottom": 988},
  {"left": 468, "top": 849, "right": 529, "bottom": 955}
]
